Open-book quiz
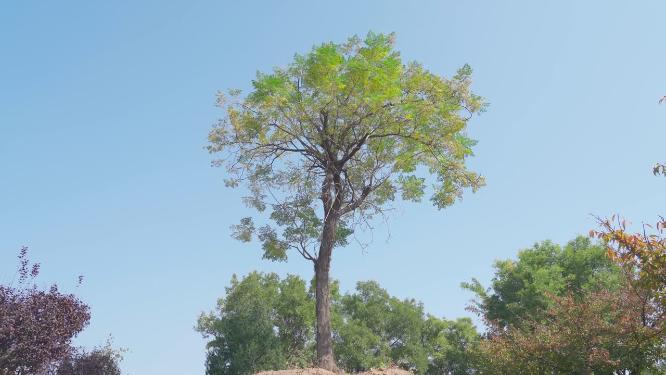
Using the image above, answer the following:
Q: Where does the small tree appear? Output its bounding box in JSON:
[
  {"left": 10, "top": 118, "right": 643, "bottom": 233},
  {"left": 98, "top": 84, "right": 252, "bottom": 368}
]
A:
[
  {"left": 208, "top": 32, "right": 485, "bottom": 370},
  {"left": 0, "top": 247, "right": 90, "bottom": 374},
  {"left": 56, "top": 344, "right": 123, "bottom": 375}
]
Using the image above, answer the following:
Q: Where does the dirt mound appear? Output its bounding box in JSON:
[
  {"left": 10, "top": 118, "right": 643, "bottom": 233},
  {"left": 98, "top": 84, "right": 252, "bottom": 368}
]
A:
[
  {"left": 255, "top": 368, "right": 338, "bottom": 375},
  {"left": 256, "top": 368, "right": 412, "bottom": 375},
  {"left": 357, "top": 368, "right": 413, "bottom": 375}
]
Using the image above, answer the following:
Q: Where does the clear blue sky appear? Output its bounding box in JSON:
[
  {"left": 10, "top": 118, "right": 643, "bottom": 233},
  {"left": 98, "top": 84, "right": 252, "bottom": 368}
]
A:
[{"left": 1, "top": 1, "right": 665, "bottom": 373}]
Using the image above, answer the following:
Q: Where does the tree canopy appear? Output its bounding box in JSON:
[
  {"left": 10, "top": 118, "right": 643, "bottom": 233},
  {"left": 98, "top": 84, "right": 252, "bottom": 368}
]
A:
[
  {"left": 210, "top": 31, "right": 485, "bottom": 262},
  {"left": 462, "top": 236, "right": 621, "bottom": 327},
  {"left": 56, "top": 344, "right": 124, "bottom": 375},
  {"left": 0, "top": 248, "right": 90, "bottom": 374},
  {"left": 593, "top": 216, "right": 666, "bottom": 308},
  {"left": 196, "top": 273, "right": 315, "bottom": 375},
  {"left": 475, "top": 286, "right": 664, "bottom": 374}
]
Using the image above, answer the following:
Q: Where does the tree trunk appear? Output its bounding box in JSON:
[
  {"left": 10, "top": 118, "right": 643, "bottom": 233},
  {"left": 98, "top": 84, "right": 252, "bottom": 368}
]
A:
[{"left": 314, "top": 215, "right": 339, "bottom": 372}]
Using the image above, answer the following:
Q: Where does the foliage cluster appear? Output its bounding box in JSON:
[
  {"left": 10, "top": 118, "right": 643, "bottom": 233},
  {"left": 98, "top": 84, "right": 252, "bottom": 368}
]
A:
[
  {"left": 0, "top": 248, "right": 123, "bottom": 375},
  {"left": 197, "top": 273, "right": 478, "bottom": 375}
]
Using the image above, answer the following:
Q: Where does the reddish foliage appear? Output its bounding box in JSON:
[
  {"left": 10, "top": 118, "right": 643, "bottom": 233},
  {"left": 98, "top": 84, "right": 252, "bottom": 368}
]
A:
[
  {"left": 55, "top": 347, "right": 122, "bottom": 375},
  {"left": 591, "top": 216, "right": 666, "bottom": 308},
  {"left": 477, "top": 285, "right": 664, "bottom": 374},
  {"left": 0, "top": 247, "right": 90, "bottom": 374}
]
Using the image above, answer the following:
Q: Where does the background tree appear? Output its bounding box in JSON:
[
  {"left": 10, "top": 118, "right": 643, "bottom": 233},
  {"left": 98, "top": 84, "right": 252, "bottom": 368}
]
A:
[
  {"left": 1, "top": 247, "right": 125, "bottom": 375},
  {"left": 467, "top": 237, "right": 665, "bottom": 374},
  {"left": 592, "top": 216, "right": 666, "bottom": 309},
  {"left": 208, "top": 32, "right": 485, "bottom": 370},
  {"left": 336, "top": 281, "right": 428, "bottom": 372},
  {"left": 335, "top": 281, "right": 480, "bottom": 374},
  {"left": 462, "top": 236, "right": 621, "bottom": 327},
  {"left": 55, "top": 343, "right": 124, "bottom": 375},
  {"left": 197, "top": 273, "right": 480, "bottom": 375},
  {"left": 197, "top": 273, "right": 315, "bottom": 375},
  {"left": 0, "top": 247, "right": 90, "bottom": 375},
  {"left": 421, "top": 317, "right": 479, "bottom": 375},
  {"left": 474, "top": 285, "right": 664, "bottom": 375}
]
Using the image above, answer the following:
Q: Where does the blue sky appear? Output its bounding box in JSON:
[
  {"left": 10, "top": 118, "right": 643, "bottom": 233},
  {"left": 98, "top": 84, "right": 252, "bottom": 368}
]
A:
[{"left": 1, "top": 1, "right": 665, "bottom": 373}]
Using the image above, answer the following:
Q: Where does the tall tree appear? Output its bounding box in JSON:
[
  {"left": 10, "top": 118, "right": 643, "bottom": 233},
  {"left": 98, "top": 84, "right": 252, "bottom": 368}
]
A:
[{"left": 208, "top": 32, "right": 485, "bottom": 370}]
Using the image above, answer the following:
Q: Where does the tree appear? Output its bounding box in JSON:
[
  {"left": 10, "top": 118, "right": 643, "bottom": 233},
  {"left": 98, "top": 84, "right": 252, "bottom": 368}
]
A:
[
  {"left": 334, "top": 281, "right": 481, "bottom": 375},
  {"left": 462, "top": 236, "right": 621, "bottom": 327},
  {"left": 421, "top": 317, "right": 480, "bottom": 375},
  {"left": 337, "top": 281, "right": 427, "bottom": 372},
  {"left": 336, "top": 281, "right": 481, "bottom": 374},
  {"left": 592, "top": 216, "right": 666, "bottom": 309},
  {"left": 55, "top": 344, "right": 123, "bottom": 375},
  {"left": 466, "top": 237, "right": 665, "bottom": 374},
  {"left": 196, "top": 273, "right": 316, "bottom": 375},
  {"left": 0, "top": 247, "right": 90, "bottom": 375},
  {"left": 475, "top": 285, "right": 664, "bottom": 374},
  {"left": 208, "top": 32, "right": 485, "bottom": 370}
]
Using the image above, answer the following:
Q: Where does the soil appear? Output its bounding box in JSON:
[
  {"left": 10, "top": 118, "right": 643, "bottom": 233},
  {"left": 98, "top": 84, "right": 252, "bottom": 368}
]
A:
[
  {"left": 255, "top": 369, "right": 337, "bottom": 375},
  {"left": 357, "top": 368, "right": 413, "bottom": 375},
  {"left": 256, "top": 367, "right": 413, "bottom": 375}
]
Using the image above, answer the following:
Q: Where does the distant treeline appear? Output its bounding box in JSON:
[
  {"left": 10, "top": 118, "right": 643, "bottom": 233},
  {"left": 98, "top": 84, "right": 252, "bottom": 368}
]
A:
[{"left": 197, "top": 236, "right": 666, "bottom": 375}]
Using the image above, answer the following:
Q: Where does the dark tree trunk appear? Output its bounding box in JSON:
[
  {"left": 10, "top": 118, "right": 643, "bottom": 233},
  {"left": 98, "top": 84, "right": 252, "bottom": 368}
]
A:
[{"left": 314, "top": 214, "right": 339, "bottom": 372}]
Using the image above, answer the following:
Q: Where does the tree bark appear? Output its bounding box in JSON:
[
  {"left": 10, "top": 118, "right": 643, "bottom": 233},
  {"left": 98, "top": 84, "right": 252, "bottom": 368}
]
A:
[{"left": 314, "top": 215, "right": 339, "bottom": 372}]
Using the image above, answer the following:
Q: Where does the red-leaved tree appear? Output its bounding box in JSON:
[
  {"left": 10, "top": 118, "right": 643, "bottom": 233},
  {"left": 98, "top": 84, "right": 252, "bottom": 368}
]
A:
[
  {"left": 0, "top": 247, "right": 90, "bottom": 375},
  {"left": 55, "top": 345, "right": 122, "bottom": 375},
  {"left": 476, "top": 285, "right": 664, "bottom": 374}
]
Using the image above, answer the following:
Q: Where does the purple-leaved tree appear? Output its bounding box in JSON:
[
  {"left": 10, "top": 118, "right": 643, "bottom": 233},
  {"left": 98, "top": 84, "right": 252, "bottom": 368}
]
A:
[{"left": 0, "top": 247, "right": 90, "bottom": 375}]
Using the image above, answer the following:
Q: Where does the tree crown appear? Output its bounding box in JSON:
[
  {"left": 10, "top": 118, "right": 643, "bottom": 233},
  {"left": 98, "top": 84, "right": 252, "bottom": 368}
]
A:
[{"left": 209, "top": 32, "right": 485, "bottom": 262}]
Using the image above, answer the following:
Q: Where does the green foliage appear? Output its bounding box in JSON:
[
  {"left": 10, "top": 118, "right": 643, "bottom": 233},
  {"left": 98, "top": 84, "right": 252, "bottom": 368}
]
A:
[
  {"left": 337, "top": 281, "right": 428, "bottom": 373},
  {"left": 335, "top": 282, "right": 480, "bottom": 375},
  {"left": 209, "top": 31, "right": 485, "bottom": 263},
  {"left": 462, "top": 236, "right": 621, "bottom": 327},
  {"left": 196, "top": 273, "right": 315, "bottom": 375},
  {"left": 334, "top": 320, "right": 386, "bottom": 372},
  {"left": 422, "top": 317, "right": 480, "bottom": 375},
  {"left": 198, "top": 274, "right": 480, "bottom": 375}
]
